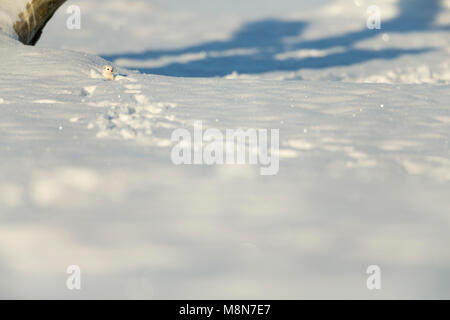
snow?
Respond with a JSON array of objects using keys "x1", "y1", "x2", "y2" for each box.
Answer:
[{"x1": 0, "y1": 0, "x2": 449, "y2": 299}]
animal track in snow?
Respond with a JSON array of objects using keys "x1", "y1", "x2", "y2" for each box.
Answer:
[
  {"x1": 81, "y1": 86, "x2": 97, "y2": 97},
  {"x1": 91, "y1": 79, "x2": 179, "y2": 145}
]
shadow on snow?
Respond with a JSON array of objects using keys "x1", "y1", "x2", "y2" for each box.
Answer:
[{"x1": 101, "y1": 0, "x2": 447, "y2": 77}]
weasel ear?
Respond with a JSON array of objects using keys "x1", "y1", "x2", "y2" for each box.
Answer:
[{"x1": 0, "y1": 0, "x2": 67, "y2": 45}]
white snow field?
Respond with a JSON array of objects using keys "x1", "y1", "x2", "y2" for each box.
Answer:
[{"x1": 0, "y1": 0, "x2": 449, "y2": 299}]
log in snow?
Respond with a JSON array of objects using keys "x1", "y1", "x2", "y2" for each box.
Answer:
[{"x1": 0, "y1": 0, "x2": 66, "y2": 45}]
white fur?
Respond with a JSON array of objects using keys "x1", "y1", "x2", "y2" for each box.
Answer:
[{"x1": 102, "y1": 65, "x2": 114, "y2": 81}]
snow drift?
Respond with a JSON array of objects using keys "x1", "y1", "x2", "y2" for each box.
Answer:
[{"x1": 0, "y1": 0, "x2": 449, "y2": 299}]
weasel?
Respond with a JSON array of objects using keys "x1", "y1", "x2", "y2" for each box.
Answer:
[{"x1": 102, "y1": 65, "x2": 115, "y2": 80}]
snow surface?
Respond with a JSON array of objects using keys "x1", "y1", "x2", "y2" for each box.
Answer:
[{"x1": 0, "y1": 0, "x2": 449, "y2": 299}]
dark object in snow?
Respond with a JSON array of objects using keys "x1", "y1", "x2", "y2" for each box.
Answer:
[{"x1": 14, "y1": 0, "x2": 67, "y2": 45}]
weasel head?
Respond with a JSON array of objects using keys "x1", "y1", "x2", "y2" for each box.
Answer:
[{"x1": 102, "y1": 65, "x2": 114, "y2": 80}]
